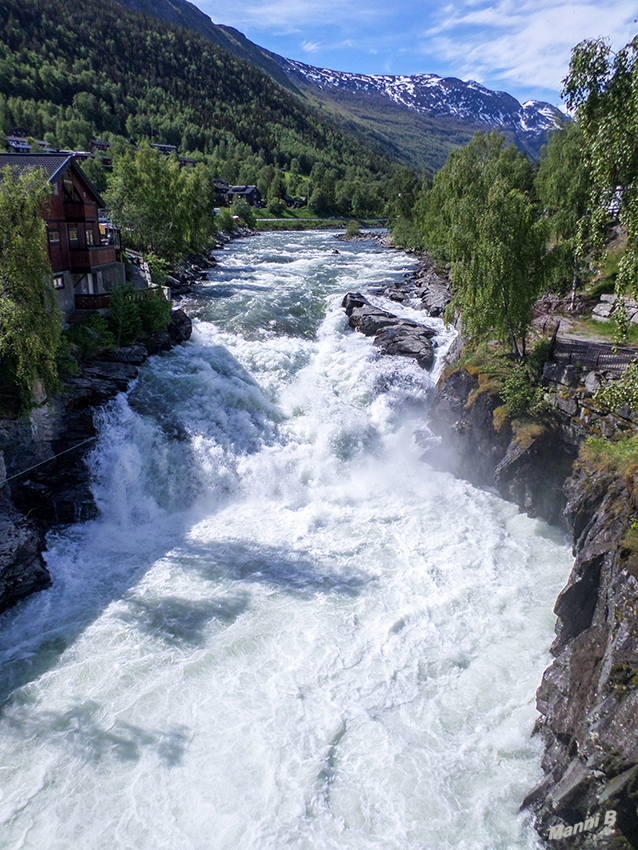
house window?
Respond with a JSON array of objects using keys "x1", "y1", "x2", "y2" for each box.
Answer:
[
  {"x1": 48, "y1": 230, "x2": 60, "y2": 244},
  {"x1": 69, "y1": 227, "x2": 79, "y2": 245},
  {"x1": 85, "y1": 228, "x2": 95, "y2": 246},
  {"x1": 53, "y1": 274, "x2": 65, "y2": 290}
]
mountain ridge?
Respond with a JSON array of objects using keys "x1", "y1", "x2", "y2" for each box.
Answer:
[{"x1": 112, "y1": 0, "x2": 566, "y2": 170}]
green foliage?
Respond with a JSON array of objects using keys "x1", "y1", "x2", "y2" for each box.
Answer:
[
  {"x1": 580, "y1": 431, "x2": 638, "y2": 476},
  {"x1": 145, "y1": 251, "x2": 169, "y2": 285},
  {"x1": 216, "y1": 208, "x2": 235, "y2": 232},
  {"x1": 105, "y1": 144, "x2": 215, "y2": 261},
  {"x1": 594, "y1": 359, "x2": 638, "y2": 413},
  {"x1": 345, "y1": 220, "x2": 360, "y2": 237},
  {"x1": 107, "y1": 282, "x2": 142, "y2": 346},
  {"x1": 267, "y1": 197, "x2": 286, "y2": 216},
  {"x1": 64, "y1": 311, "x2": 116, "y2": 355},
  {"x1": 498, "y1": 340, "x2": 551, "y2": 417},
  {"x1": 0, "y1": 166, "x2": 62, "y2": 401},
  {"x1": 391, "y1": 217, "x2": 425, "y2": 250},
  {"x1": 535, "y1": 121, "x2": 593, "y2": 293},
  {"x1": 80, "y1": 154, "x2": 108, "y2": 192},
  {"x1": 562, "y1": 37, "x2": 638, "y2": 303},
  {"x1": 138, "y1": 288, "x2": 171, "y2": 335},
  {"x1": 230, "y1": 197, "x2": 256, "y2": 228},
  {"x1": 421, "y1": 131, "x2": 546, "y2": 356},
  {"x1": 501, "y1": 365, "x2": 545, "y2": 417}
]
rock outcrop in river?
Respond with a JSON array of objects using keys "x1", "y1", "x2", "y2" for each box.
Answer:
[
  {"x1": 342, "y1": 292, "x2": 437, "y2": 370},
  {"x1": 427, "y1": 364, "x2": 638, "y2": 847}
]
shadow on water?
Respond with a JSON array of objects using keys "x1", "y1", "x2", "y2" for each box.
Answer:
[
  {"x1": 0, "y1": 532, "x2": 371, "y2": 711},
  {"x1": 173, "y1": 538, "x2": 371, "y2": 600},
  {"x1": 116, "y1": 591, "x2": 251, "y2": 647},
  {"x1": 4, "y1": 699, "x2": 191, "y2": 767}
]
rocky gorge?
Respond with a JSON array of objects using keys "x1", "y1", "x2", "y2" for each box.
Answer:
[
  {"x1": 342, "y1": 250, "x2": 638, "y2": 847},
  {"x1": 428, "y1": 360, "x2": 638, "y2": 848},
  {"x1": 2, "y1": 236, "x2": 637, "y2": 847}
]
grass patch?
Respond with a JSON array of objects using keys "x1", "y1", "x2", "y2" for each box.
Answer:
[
  {"x1": 511, "y1": 419, "x2": 548, "y2": 446},
  {"x1": 578, "y1": 315, "x2": 638, "y2": 344},
  {"x1": 579, "y1": 433, "x2": 638, "y2": 477}
]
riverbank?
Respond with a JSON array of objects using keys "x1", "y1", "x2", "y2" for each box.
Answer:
[
  {"x1": 0, "y1": 309, "x2": 192, "y2": 615},
  {"x1": 340, "y1": 250, "x2": 638, "y2": 847}
]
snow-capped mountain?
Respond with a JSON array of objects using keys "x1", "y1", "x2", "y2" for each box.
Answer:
[
  {"x1": 276, "y1": 57, "x2": 565, "y2": 152},
  {"x1": 113, "y1": 0, "x2": 567, "y2": 169}
]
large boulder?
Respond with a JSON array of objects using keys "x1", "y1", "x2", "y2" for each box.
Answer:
[{"x1": 372, "y1": 325, "x2": 435, "y2": 369}]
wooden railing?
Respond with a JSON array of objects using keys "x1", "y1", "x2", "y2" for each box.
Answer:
[{"x1": 74, "y1": 293, "x2": 110, "y2": 310}]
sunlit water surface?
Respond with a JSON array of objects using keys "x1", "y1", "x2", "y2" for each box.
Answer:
[{"x1": 0, "y1": 232, "x2": 572, "y2": 849}]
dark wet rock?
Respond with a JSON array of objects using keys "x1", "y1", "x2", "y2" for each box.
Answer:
[
  {"x1": 100, "y1": 345, "x2": 149, "y2": 366},
  {"x1": 349, "y1": 304, "x2": 409, "y2": 336},
  {"x1": 0, "y1": 492, "x2": 50, "y2": 615},
  {"x1": 342, "y1": 292, "x2": 437, "y2": 370},
  {"x1": 167, "y1": 309, "x2": 192, "y2": 345},
  {"x1": 372, "y1": 325, "x2": 435, "y2": 369}
]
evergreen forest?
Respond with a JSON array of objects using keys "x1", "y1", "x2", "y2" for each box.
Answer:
[{"x1": 0, "y1": 0, "x2": 397, "y2": 214}]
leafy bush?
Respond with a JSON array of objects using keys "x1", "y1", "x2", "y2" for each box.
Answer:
[
  {"x1": 501, "y1": 366, "x2": 545, "y2": 417},
  {"x1": 64, "y1": 312, "x2": 116, "y2": 356},
  {"x1": 267, "y1": 198, "x2": 287, "y2": 216},
  {"x1": 216, "y1": 209, "x2": 235, "y2": 232},
  {"x1": 139, "y1": 289, "x2": 171, "y2": 335},
  {"x1": 145, "y1": 251, "x2": 170, "y2": 286},
  {"x1": 345, "y1": 220, "x2": 360, "y2": 237},
  {"x1": 108, "y1": 283, "x2": 142, "y2": 346},
  {"x1": 595, "y1": 359, "x2": 638, "y2": 414},
  {"x1": 231, "y1": 198, "x2": 256, "y2": 228}
]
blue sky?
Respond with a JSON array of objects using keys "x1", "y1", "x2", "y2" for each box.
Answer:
[{"x1": 194, "y1": 0, "x2": 636, "y2": 106}]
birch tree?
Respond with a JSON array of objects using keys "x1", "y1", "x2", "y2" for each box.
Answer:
[
  {"x1": 0, "y1": 167, "x2": 61, "y2": 399},
  {"x1": 424, "y1": 132, "x2": 546, "y2": 356}
]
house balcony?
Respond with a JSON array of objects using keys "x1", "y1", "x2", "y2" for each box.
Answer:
[
  {"x1": 74, "y1": 293, "x2": 110, "y2": 311},
  {"x1": 69, "y1": 245, "x2": 118, "y2": 272}
]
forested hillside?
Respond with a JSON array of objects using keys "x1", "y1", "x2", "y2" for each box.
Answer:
[{"x1": 0, "y1": 0, "x2": 395, "y2": 206}]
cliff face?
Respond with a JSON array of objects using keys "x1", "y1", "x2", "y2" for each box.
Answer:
[
  {"x1": 427, "y1": 366, "x2": 638, "y2": 848},
  {"x1": 0, "y1": 309, "x2": 192, "y2": 615},
  {"x1": 425, "y1": 366, "x2": 578, "y2": 525}
]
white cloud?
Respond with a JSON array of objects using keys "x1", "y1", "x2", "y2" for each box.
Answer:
[
  {"x1": 420, "y1": 0, "x2": 637, "y2": 95},
  {"x1": 199, "y1": 0, "x2": 384, "y2": 33},
  {"x1": 301, "y1": 39, "x2": 321, "y2": 52}
]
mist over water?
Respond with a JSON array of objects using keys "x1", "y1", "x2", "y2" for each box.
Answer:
[{"x1": 0, "y1": 232, "x2": 572, "y2": 849}]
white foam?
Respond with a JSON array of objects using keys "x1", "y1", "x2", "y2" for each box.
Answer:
[{"x1": 0, "y1": 232, "x2": 567, "y2": 849}]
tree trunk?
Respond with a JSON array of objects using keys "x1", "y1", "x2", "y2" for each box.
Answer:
[{"x1": 569, "y1": 254, "x2": 578, "y2": 312}]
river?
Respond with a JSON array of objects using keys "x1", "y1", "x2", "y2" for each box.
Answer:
[{"x1": 0, "y1": 231, "x2": 572, "y2": 849}]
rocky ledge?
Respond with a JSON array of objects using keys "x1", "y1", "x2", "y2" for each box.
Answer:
[
  {"x1": 0, "y1": 309, "x2": 192, "y2": 616},
  {"x1": 426, "y1": 364, "x2": 638, "y2": 847}
]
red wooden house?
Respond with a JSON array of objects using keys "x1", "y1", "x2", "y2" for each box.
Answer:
[{"x1": 0, "y1": 153, "x2": 125, "y2": 319}]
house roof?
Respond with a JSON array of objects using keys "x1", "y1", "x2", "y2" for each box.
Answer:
[
  {"x1": 0, "y1": 153, "x2": 105, "y2": 207},
  {"x1": 228, "y1": 185, "x2": 259, "y2": 194}
]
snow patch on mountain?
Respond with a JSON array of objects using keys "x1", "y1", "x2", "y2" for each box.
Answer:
[{"x1": 280, "y1": 57, "x2": 565, "y2": 142}]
